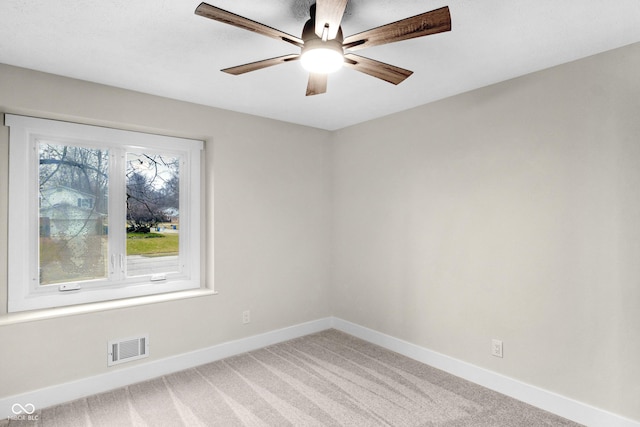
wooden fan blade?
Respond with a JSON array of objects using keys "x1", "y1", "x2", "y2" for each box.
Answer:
[
  {"x1": 222, "y1": 54, "x2": 300, "y2": 75},
  {"x1": 343, "y1": 53, "x2": 413, "y2": 85},
  {"x1": 315, "y1": 0, "x2": 349, "y2": 40},
  {"x1": 306, "y1": 73, "x2": 328, "y2": 96},
  {"x1": 343, "y1": 6, "x2": 451, "y2": 51},
  {"x1": 195, "y1": 2, "x2": 304, "y2": 48}
]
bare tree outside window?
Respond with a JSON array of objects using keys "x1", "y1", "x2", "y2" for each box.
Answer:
[
  {"x1": 125, "y1": 153, "x2": 179, "y2": 232},
  {"x1": 126, "y1": 152, "x2": 180, "y2": 276}
]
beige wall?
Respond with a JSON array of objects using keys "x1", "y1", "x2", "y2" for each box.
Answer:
[
  {"x1": 332, "y1": 42, "x2": 640, "y2": 421},
  {"x1": 0, "y1": 64, "x2": 332, "y2": 396},
  {"x1": 1, "y1": 41, "x2": 639, "y2": 422}
]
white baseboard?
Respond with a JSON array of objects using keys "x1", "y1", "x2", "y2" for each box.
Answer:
[
  {"x1": 330, "y1": 317, "x2": 639, "y2": 427},
  {"x1": 2, "y1": 316, "x2": 637, "y2": 427},
  {"x1": 0, "y1": 317, "x2": 332, "y2": 419}
]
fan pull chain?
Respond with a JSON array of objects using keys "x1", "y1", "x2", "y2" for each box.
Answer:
[{"x1": 321, "y1": 24, "x2": 330, "y2": 41}]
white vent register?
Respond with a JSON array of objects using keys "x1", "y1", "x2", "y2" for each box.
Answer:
[{"x1": 108, "y1": 335, "x2": 149, "y2": 366}]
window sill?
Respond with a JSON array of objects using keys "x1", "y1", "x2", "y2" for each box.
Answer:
[{"x1": 0, "y1": 288, "x2": 217, "y2": 326}]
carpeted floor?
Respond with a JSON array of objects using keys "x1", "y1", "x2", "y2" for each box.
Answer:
[{"x1": 2, "y1": 329, "x2": 583, "y2": 426}]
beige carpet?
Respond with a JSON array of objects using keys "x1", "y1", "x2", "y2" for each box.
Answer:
[{"x1": 2, "y1": 329, "x2": 582, "y2": 426}]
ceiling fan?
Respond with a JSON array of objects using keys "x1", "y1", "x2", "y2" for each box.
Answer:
[{"x1": 195, "y1": 1, "x2": 451, "y2": 96}]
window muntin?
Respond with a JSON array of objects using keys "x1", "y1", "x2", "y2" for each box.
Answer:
[{"x1": 6, "y1": 115, "x2": 203, "y2": 312}]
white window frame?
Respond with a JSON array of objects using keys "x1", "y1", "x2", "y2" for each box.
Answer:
[{"x1": 6, "y1": 114, "x2": 203, "y2": 313}]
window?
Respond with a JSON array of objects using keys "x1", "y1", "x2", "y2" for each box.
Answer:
[{"x1": 6, "y1": 115, "x2": 203, "y2": 312}]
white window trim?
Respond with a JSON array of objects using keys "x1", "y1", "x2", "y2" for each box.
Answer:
[{"x1": 6, "y1": 114, "x2": 204, "y2": 313}]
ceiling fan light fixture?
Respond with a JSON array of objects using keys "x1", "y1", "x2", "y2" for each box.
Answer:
[{"x1": 300, "y1": 39, "x2": 344, "y2": 74}]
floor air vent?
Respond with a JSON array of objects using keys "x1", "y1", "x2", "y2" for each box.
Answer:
[{"x1": 108, "y1": 335, "x2": 149, "y2": 366}]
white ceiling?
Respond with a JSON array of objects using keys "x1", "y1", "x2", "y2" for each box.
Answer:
[{"x1": 1, "y1": 0, "x2": 639, "y2": 130}]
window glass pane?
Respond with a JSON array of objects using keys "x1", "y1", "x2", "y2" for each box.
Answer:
[
  {"x1": 126, "y1": 152, "x2": 180, "y2": 276},
  {"x1": 39, "y1": 143, "x2": 109, "y2": 285}
]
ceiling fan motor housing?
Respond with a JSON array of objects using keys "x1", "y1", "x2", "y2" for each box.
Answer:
[
  {"x1": 300, "y1": 7, "x2": 345, "y2": 73},
  {"x1": 301, "y1": 4, "x2": 344, "y2": 44}
]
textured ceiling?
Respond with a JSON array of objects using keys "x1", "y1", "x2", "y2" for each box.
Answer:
[{"x1": 1, "y1": 0, "x2": 639, "y2": 130}]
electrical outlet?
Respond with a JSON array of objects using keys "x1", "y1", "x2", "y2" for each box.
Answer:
[
  {"x1": 491, "y1": 339, "x2": 503, "y2": 358},
  {"x1": 242, "y1": 310, "x2": 251, "y2": 324}
]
